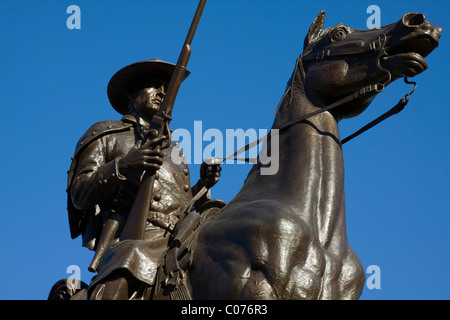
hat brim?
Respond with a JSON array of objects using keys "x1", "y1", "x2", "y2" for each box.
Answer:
[{"x1": 107, "y1": 59, "x2": 190, "y2": 115}]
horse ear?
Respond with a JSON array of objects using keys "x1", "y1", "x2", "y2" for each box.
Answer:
[{"x1": 304, "y1": 10, "x2": 326, "y2": 50}]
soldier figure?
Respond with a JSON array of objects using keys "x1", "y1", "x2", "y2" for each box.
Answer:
[{"x1": 67, "y1": 59, "x2": 222, "y2": 300}]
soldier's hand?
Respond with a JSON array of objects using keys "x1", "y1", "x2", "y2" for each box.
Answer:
[
  {"x1": 200, "y1": 157, "x2": 222, "y2": 188},
  {"x1": 118, "y1": 136, "x2": 166, "y2": 175}
]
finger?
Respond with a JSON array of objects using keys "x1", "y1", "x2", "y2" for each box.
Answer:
[
  {"x1": 143, "y1": 155, "x2": 164, "y2": 166},
  {"x1": 206, "y1": 171, "x2": 221, "y2": 178},
  {"x1": 142, "y1": 163, "x2": 161, "y2": 172},
  {"x1": 141, "y1": 135, "x2": 167, "y2": 149},
  {"x1": 206, "y1": 165, "x2": 222, "y2": 172},
  {"x1": 149, "y1": 135, "x2": 168, "y2": 149},
  {"x1": 135, "y1": 140, "x2": 142, "y2": 149},
  {"x1": 200, "y1": 161, "x2": 207, "y2": 174},
  {"x1": 141, "y1": 149, "x2": 165, "y2": 158},
  {"x1": 205, "y1": 157, "x2": 220, "y2": 165}
]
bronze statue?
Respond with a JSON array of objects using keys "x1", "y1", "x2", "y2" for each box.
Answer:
[
  {"x1": 49, "y1": 7, "x2": 441, "y2": 300},
  {"x1": 164, "y1": 11, "x2": 441, "y2": 300},
  {"x1": 67, "y1": 58, "x2": 222, "y2": 300}
]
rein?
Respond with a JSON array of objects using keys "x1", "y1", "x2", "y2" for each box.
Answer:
[
  {"x1": 219, "y1": 33, "x2": 418, "y2": 164},
  {"x1": 187, "y1": 34, "x2": 418, "y2": 211}
]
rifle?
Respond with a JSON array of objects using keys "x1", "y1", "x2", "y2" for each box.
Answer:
[{"x1": 119, "y1": 0, "x2": 207, "y2": 241}]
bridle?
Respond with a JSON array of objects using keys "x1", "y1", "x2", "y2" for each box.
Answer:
[
  {"x1": 187, "y1": 33, "x2": 418, "y2": 204},
  {"x1": 276, "y1": 32, "x2": 416, "y2": 137},
  {"x1": 221, "y1": 32, "x2": 417, "y2": 164}
]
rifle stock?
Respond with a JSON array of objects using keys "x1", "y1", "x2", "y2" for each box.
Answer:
[{"x1": 119, "y1": 0, "x2": 206, "y2": 241}]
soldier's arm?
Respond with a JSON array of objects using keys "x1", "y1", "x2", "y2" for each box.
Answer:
[
  {"x1": 198, "y1": 160, "x2": 222, "y2": 189},
  {"x1": 190, "y1": 160, "x2": 222, "y2": 210},
  {"x1": 70, "y1": 137, "x2": 125, "y2": 210}
]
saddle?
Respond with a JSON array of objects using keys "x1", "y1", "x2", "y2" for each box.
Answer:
[{"x1": 151, "y1": 199, "x2": 225, "y2": 300}]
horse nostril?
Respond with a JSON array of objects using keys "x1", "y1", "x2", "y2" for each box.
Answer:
[{"x1": 402, "y1": 12, "x2": 426, "y2": 27}]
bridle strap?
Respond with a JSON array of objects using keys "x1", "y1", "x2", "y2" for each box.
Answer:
[
  {"x1": 277, "y1": 32, "x2": 407, "y2": 141},
  {"x1": 219, "y1": 34, "x2": 417, "y2": 163},
  {"x1": 277, "y1": 83, "x2": 385, "y2": 133},
  {"x1": 341, "y1": 77, "x2": 417, "y2": 144},
  {"x1": 302, "y1": 34, "x2": 387, "y2": 62},
  {"x1": 219, "y1": 78, "x2": 414, "y2": 165}
]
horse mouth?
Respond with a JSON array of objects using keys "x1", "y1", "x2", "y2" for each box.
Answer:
[
  {"x1": 386, "y1": 34, "x2": 439, "y2": 58},
  {"x1": 381, "y1": 34, "x2": 439, "y2": 78}
]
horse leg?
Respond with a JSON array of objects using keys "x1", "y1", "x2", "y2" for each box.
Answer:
[
  {"x1": 189, "y1": 243, "x2": 277, "y2": 300},
  {"x1": 189, "y1": 202, "x2": 304, "y2": 299},
  {"x1": 237, "y1": 270, "x2": 277, "y2": 299}
]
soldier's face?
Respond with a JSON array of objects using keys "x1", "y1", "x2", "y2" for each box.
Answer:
[{"x1": 133, "y1": 85, "x2": 165, "y2": 121}]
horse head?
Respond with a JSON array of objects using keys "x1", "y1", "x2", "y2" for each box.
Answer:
[{"x1": 300, "y1": 11, "x2": 442, "y2": 120}]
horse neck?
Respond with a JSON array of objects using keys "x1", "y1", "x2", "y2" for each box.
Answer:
[
  {"x1": 281, "y1": 65, "x2": 343, "y2": 181},
  {"x1": 242, "y1": 63, "x2": 347, "y2": 247}
]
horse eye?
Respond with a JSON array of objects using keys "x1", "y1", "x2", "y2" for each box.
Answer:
[{"x1": 330, "y1": 27, "x2": 349, "y2": 42}]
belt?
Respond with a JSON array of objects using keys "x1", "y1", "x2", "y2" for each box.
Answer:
[{"x1": 147, "y1": 211, "x2": 180, "y2": 232}]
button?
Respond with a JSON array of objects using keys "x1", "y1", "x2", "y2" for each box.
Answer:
[
  {"x1": 183, "y1": 169, "x2": 189, "y2": 176},
  {"x1": 183, "y1": 184, "x2": 189, "y2": 192},
  {"x1": 153, "y1": 194, "x2": 161, "y2": 201}
]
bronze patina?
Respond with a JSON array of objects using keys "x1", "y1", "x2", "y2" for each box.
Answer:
[{"x1": 49, "y1": 5, "x2": 441, "y2": 300}]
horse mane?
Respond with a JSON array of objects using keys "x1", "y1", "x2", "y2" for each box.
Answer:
[{"x1": 273, "y1": 21, "x2": 334, "y2": 117}]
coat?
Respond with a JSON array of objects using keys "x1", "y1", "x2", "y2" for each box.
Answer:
[{"x1": 67, "y1": 114, "x2": 196, "y2": 286}]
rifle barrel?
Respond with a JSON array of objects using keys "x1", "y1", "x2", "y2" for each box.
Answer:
[
  {"x1": 164, "y1": 0, "x2": 206, "y2": 118},
  {"x1": 119, "y1": 0, "x2": 207, "y2": 241},
  {"x1": 184, "y1": 0, "x2": 206, "y2": 46}
]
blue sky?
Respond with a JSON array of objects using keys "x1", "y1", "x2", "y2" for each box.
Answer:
[{"x1": 0, "y1": 0, "x2": 448, "y2": 300}]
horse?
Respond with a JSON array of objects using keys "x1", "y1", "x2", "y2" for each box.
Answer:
[
  {"x1": 49, "y1": 10, "x2": 441, "y2": 301},
  {"x1": 170, "y1": 11, "x2": 441, "y2": 300}
]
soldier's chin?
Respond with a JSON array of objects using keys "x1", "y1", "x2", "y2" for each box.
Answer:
[{"x1": 139, "y1": 103, "x2": 160, "y2": 121}]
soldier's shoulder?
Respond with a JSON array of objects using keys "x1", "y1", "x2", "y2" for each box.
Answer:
[
  {"x1": 80, "y1": 119, "x2": 132, "y2": 139},
  {"x1": 74, "y1": 119, "x2": 134, "y2": 156}
]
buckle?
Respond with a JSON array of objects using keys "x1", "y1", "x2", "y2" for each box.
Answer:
[
  {"x1": 313, "y1": 50, "x2": 330, "y2": 60},
  {"x1": 354, "y1": 84, "x2": 384, "y2": 99},
  {"x1": 318, "y1": 50, "x2": 330, "y2": 60}
]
